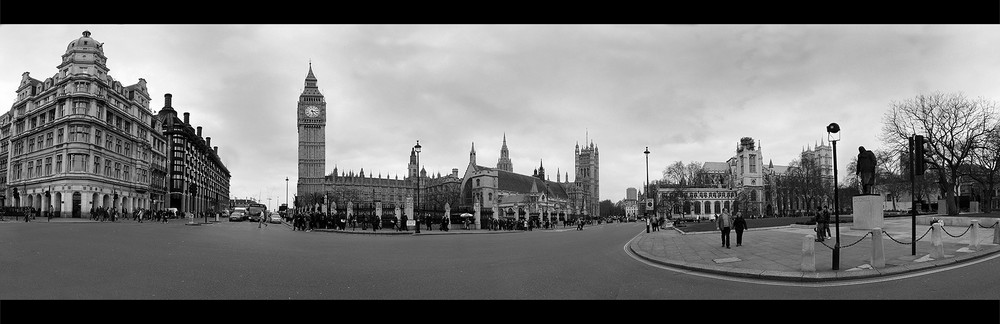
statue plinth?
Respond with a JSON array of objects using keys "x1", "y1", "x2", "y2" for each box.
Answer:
[{"x1": 851, "y1": 194, "x2": 883, "y2": 230}]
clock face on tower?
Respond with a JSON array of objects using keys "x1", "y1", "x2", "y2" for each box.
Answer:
[{"x1": 305, "y1": 105, "x2": 321, "y2": 118}]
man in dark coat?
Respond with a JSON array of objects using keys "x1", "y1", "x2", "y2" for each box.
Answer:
[
  {"x1": 857, "y1": 146, "x2": 877, "y2": 194},
  {"x1": 732, "y1": 212, "x2": 748, "y2": 247}
]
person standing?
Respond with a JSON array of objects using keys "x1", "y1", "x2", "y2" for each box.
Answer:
[
  {"x1": 717, "y1": 208, "x2": 732, "y2": 249},
  {"x1": 822, "y1": 205, "x2": 832, "y2": 239},
  {"x1": 815, "y1": 206, "x2": 826, "y2": 242},
  {"x1": 733, "y1": 212, "x2": 748, "y2": 247}
]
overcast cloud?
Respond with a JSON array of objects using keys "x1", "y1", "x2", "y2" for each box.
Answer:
[{"x1": 2, "y1": 24, "x2": 999, "y2": 209}]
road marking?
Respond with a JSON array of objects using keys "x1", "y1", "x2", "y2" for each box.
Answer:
[{"x1": 624, "y1": 231, "x2": 1000, "y2": 287}]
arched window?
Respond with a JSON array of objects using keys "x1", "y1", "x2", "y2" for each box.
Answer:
[{"x1": 476, "y1": 179, "x2": 480, "y2": 187}]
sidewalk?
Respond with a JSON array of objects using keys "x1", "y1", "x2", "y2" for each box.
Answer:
[{"x1": 629, "y1": 216, "x2": 1000, "y2": 282}]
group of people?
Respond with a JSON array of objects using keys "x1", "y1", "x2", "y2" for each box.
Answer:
[
  {"x1": 89, "y1": 207, "x2": 178, "y2": 223},
  {"x1": 716, "y1": 208, "x2": 749, "y2": 248},
  {"x1": 814, "y1": 205, "x2": 832, "y2": 242}
]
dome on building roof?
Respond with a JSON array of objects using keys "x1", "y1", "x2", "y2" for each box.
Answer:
[{"x1": 66, "y1": 30, "x2": 103, "y2": 55}]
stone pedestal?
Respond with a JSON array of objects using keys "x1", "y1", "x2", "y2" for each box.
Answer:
[
  {"x1": 405, "y1": 197, "x2": 413, "y2": 221},
  {"x1": 801, "y1": 234, "x2": 816, "y2": 272},
  {"x1": 938, "y1": 200, "x2": 947, "y2": 215},
  {"x1": 851, "y1": 195, "x2": 883, "y2": 230},
  {"x1": 473, "y1": 202, "x2": 481, "y2": 228},
  {"x1": 969, "y1": 201, "x2": 980, "y2": 213}
]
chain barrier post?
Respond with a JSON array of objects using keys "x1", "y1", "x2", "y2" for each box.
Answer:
[
  {"x1": 802, "y1": 234, "x2": 816, "y2": 272},
  {"x1": 871, "y1": 228, "x2": 885, "y2": 268},
  {"x1": 931, "y1": 222, "x2": 945, "y2": 259},
  {"x1": 969, "y1": 220, "x2": 980, "y2": 251}
]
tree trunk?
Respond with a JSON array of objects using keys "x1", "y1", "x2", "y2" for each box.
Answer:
[{"x1": 946, "y1": 185, "x2": 959, "y2": 215}]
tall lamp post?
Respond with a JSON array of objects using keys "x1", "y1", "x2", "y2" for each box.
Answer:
[
  {"x1": 285, "y1": 177, "x2": 289, "y2": 212},
  {"x1": 644, "y1": 146, "x2": 650, "y2": 233},
  {"x1": 414, "y1": 140, "x2": 421, "y2": 234},
  {"x1": 826, "y1": 122, "x2": 841, "y2": 270}
]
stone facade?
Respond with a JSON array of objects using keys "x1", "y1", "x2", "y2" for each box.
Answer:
[{"x1": 2, "y1": 31, "x2": 228, "y2": 217}]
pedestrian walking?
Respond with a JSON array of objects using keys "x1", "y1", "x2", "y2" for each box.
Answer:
[
  {"x1": 258, "y1": 211, "x2": 268, "y2": 228},
  {"x1": 815, "y1": 206, "x2": 826, "y2": 242},
  {"x1": 733, "y1": 212, "x2": 748, "y2": 247},
  {"x1": 718, "y1": 208, "x2": 732, "y2": 249},
  {"x1": 822, "y1": 205, "x2": 832, "y2": 238}
]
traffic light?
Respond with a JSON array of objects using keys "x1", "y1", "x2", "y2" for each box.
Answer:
[
  {"x1": 189, "y1": 183, "x2": 198, "y2": 194},
  {"x1": 914, "y1": 135, "x2": 926, "y2": 175}
]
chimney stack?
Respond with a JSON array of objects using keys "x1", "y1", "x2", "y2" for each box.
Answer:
[
  {"x1": 164, "y1": 93, "x2": 172, "y2": 108},
  {"x1": 206, "y1": 137, "x2": 211, "y2": 147},
  {"x1": 183, "y1": 112, "x2": 190, "y2": 124},
  {"x1": 214, "y1": 146, "x2": 218, "y2": 154},
  {"x1": 197, "y1": 126, "x2": 202, "y2": 137},
  {"x1": 452, "y1": 168, "x2": 458, "y2": 177}
]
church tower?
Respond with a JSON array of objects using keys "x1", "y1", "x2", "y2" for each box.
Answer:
[
  {"x1": 497, "y1": 133, "x2": 513, "y2": 172},
  {"x1": 408, "y1": 147, "x2": 418, "y2": 179},
  {"x1": 574, "y1": 136, "x2": 599, "y2": 218},
  {"x1": 297, "y1": 63, "x2": 327, "y2": 200},
  {"x1": 735, "y1": 137, "x2": 764, "y2": 214}
]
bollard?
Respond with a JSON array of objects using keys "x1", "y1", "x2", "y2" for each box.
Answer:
[
  {"x1": 969, "y1": 220, "x2": 980, "y2": 251},
  {"x1": 871, "y1": 228, "x2": 885, "y2": 268},
  {"x1": 995, "y1": 220, "x2": 1000, "y2": 245},
  {"x1": 802, "y1": 234, "x2": 816, "y2": 272},
  {"x1": 931, "y1": 222, "x2": 945, "y2": 259}
]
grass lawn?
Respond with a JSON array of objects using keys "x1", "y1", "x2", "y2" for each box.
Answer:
[
  {"x1": 673, "y1": 216, "x2": 853, "y2": 233},
  {"x1": 673, "y1": 211, "x2": 1000, "y2": 233}
]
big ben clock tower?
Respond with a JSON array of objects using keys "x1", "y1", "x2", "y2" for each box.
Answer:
[{"x1": 297, "y1": 63, "x2": 326, "y2": 201}]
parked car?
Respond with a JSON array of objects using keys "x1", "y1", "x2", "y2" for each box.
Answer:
[
  {"x1": 229, "y1": 211, "x2": 246, "y2": 222},
  {"x1": 269, "y1": 212, "x2": 282, "y2": 224}
]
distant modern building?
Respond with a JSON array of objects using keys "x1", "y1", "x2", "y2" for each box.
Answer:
[{"x1": 624, "y1": 187, "x2": 638, "y2": 219}]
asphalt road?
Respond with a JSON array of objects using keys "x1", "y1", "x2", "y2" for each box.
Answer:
[{"x1": 2, "y1": 220, "x2": 1000, "y2": 300}]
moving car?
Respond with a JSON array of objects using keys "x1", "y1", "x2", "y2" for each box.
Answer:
[
  {"x1": 268, "y1": 212, "x2": 282, "y2": 224},
  {"x1": 229, "y1": 211, "x2": 247, "y2": 222}
]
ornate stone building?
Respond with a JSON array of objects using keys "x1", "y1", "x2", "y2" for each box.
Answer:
[
  {"x1": 296, "y1": 64, "x2": 326, "y2": 198},
  {"x1": 1, "y1": 31, "x2": 230, "y2": 217},
  {"x1": 459, "y1": 135, "x2": 600, "y2": 223},
  {"x1": 294, "y1": 65, "x2": 461, "y2": 217},
  {"x1": 155, "y1": 94, "x2": 231, "y2": 215}
]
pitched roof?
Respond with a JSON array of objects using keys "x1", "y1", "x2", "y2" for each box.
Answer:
[
  {"x1": 497, "y1": 170, "x2": 569, "y2": 199},
  {"x1": 703, "y1": 162, "x2": 729, "y2": 172}
]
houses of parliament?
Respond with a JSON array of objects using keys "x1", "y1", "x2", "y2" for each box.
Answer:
[{"x1": 295, "y1": 65, "x2": 599, "y2": 220}]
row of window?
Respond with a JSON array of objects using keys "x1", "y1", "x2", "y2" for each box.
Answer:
[
  {"x1": 10, "y1": 153, "x2": 149, "y2": 184},
  {"x1": 10, "y1": 124, "x2": 150, "y2": 160}
]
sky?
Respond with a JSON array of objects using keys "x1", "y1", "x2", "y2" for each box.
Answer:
[{"x1": 2, "y1": 24, "x2": 1000, "y2": 210}]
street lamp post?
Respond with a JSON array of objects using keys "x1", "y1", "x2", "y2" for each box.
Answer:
[
  {"x1": 285, "y1": 177, "x2": 289, "y2": 212},
  {"x1": 827, "y1": 122, "x2": 841, "y2": 270},
  {"x1": 644, "y1": 146, "x2": 650, "y2": 233},
  {"x1": 414, "y1": 140, "x2": 421, "y2": 234}
]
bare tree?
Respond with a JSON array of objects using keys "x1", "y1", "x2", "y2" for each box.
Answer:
[
  {"x1": 662, "y1": 160, "x2": 704, "y2": 186},
  {"x1": 968, "y1": 125, "x2": 1000, "y2": 212},
  {"x1": 881, "y1": 92, "x2": 998, "y2": 215},
  {"x1": 874, "y1": 149, "x2": 909, "y2": 211},
  {"x1": 662, "y1": 161, "x2": 686, "y2": 184}
]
